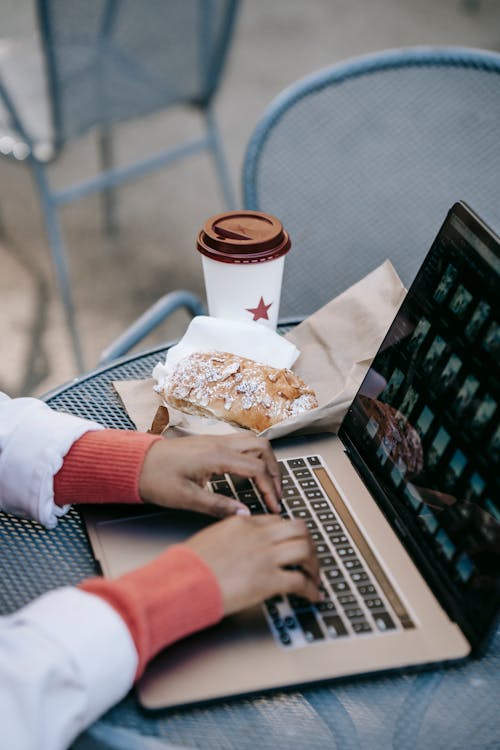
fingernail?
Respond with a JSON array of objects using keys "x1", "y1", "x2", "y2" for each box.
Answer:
[{"x1": 236, "y1": 506, "x2": 251, "y2": 516}]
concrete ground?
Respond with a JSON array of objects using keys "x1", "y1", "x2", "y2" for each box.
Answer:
[{"x1": 1, "y1": 0, "x2": 500, "y2": 397}]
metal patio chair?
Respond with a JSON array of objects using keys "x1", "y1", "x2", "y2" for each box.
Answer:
[
  {"x1": 242, "y1": 46, "x2": 500, "y2": 321},
  {"x1": 0, "y1": 0, "x2": 240, "y2": 372},
  {"x1": 98, "y1": 46, "x2": 500, "y2": 366}
]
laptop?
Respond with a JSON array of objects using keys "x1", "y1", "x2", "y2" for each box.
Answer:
[{"x1": 84, "y1": 200, "x2": 500, "y2": 710}]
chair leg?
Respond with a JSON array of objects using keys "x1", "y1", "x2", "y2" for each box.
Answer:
[
  {"x1": 31, "y1": 160, "x2": 85, "y2": 373},
  {"x1": 98, "y1": 126, "x2": 119, "y2": 236},
  {"x1": 205, "y1": 107, "x2": 237, "y2": 210}
]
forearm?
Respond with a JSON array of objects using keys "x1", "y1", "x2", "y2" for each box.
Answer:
[
  {"x1": 80, "y1": 544, "x2": 224, "y2": 678},
  {"x1": 54, "y1": 429, "x2": 160, "y2": 506}
]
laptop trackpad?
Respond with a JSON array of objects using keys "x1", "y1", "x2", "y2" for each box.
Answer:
[{"x1": 89, "y1": 507, "x2": 215, "y2": 579}]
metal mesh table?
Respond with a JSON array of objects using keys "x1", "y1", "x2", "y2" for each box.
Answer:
[{"x1": 1, "y1": 343, "x2": 499, "y2": 750}]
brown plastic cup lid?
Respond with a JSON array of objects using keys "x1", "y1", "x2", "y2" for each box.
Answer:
[{"x1": 197, "y1": 210, "x2": 291, "y2": 264}]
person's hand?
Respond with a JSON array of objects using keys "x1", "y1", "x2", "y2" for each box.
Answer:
[
  {"x1": 138, "y1": 434, "x2": 282, "y2": 517},
  {"x1": 184, "y1": 514, "x2": 322, "y2": 615}
]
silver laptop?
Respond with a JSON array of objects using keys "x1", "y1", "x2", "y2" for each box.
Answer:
[{"x1": 84, "y1": 201, "x2": 500, "y2": 710}]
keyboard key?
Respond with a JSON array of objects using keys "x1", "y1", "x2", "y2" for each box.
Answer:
[
  {"x1": 352, "y1": 620, "x2": 372, "y2": 634},
  {"x1": 310, "y1": 530, "x2": 325, "y2": 543},
  {"x1": 374, "y1": 613, "x2": 396, "y2": 631},
  {"x1": 291, "y1": 508, "x2": 312, "y2": 519},
  {"x1": 324, "y1": 567, "x2": 343, "y2": 582},
  {"x1": 284, "y1": 616, "x2": 297, "y2": 629},
  {"x1": 238, "y1": 489, "x2": 259, "y2": 503},
  {"x1": 248, "y1": 502, "x2": 265, "y2": 514},
  {"x1": 305, "y1": 490, "x2": 324, "y2": 500},
  {"x1": 330, "y1": 534, "x2": 347, "y2": 545},
  {"x1": 266, "y1": 595, "x2": 283, "y2": 605},
  {"x1": 311, "y1": 500, "x2": 330, "y2": 511},
  {"x1": 229, "y1": 475, "x2": 253, "y2": 492},
  {"x1": 288, "y1": 497, "x2": 306, "y2": 509},
  {"x1": 318, "y1": 583, "x2": 331, "y2": 599},
  {"x1": 337, "y1": 593, "x2": 357, "y2": 606},
  {"x1": 365, "y1": 597, "x2": 384, "y2": 610},
  {"x1": 316, "y1": 600, "x2": 337, "y2": 613},
  {"x1": 305, "y1": 519, "x2": 318, "y2": 531},
  {"x1": 331, "y1": 580, "x2": 351, "y2": 594},
  {"x1": 288, "y1": 458, "x2": 307, "y2": 469},
  {"x1": 337, "y1": 546, "x2": 356, "y2": 558},
  {"x1": 315, "y1": 543, "x2": 329, "y2": 555},
  {"x1": 324, "y1": 522, "x2": 341, "y2": 532},
  {"x1": 344, "y1": 559, "x2": 362, "y2": 570},
  {"x1": 307, "y1": 456, "x2": 322, "y2": 467},
  {"x1": 318, "y1": 554, "x2": 335, "y2": 567},
  {"x1": 299, "y1": 478, "x2": 319, "y2": 489},
  {"x1": 296, "y1": 611, "x2": 325, "y2": 642},
  {"x1": 212, "y1": 480, "x2": 234, "y2": 497},
  {"x1": 357, "y1": 584, "x2": 376, "y2": 597},
  {"x1": 343, "y1": 607, "x2": 365, "y2": 621},
  {"x1": 350, "y1": 571, "x2": 369, "y2": 583},
  {"x1": 321, "y1": 614, "x2": 348, "y2": 638},
  {"x1": 317, "y1": 511, "x2": 336, "y2": 522},
  {"x1": 279, "y1": 463, "x2": 290, "y2": 477},
  {"x1": 283, "y1": 487, "x2": 301, "y2": 499},
  {"x1": 289, "y1": 595, "x2": 311, "y2": 611},
  {"x1": 293, "y1": 468, "x2": 313, "y2": 479},
  {"x1": 279, "y1": 631, "x2": 292, "y2": 645}
]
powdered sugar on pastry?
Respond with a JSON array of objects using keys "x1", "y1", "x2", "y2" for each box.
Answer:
[{"x1": 158, "y1": 351, "x2": 318, "y2": 433}]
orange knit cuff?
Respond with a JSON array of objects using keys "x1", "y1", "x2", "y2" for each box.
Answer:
[
  {"x1": 79, "y1": 544, "x2": 224, "y2": 679},
  {"x1": 54, "y1": 429, "x2": 161, "y2": 506}
]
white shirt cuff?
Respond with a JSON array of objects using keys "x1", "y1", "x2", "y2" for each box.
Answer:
[{"x1": 0, "y1": 395, "x2": 103, "y2": 527}]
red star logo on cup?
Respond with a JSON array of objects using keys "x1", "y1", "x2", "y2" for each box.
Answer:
[{"x1": 246, "y1": 296, "x2": 273, "y2": 321}]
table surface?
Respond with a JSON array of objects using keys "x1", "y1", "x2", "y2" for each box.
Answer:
[{"x1": 1, "y1": 342, "x2": 499, "y2": 750}]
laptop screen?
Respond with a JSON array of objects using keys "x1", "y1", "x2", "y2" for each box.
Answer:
[{"x1": 340, "y1": 202, "x2": 500, "y2": 648}]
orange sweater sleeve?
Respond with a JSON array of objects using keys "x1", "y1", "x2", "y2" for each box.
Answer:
[
  {"x1": 80, "y1": 545, "x2": 224, "y2": 679},
  {"x1": 54, "y1": 428, "x2": 224, "y2": 678},
  {"x1": 53, "y1": 429, "x2": 161, "y2": 506}
]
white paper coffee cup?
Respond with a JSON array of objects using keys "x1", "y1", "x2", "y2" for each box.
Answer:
[{"x1": 197, "y1": 211, "x2": 291, "y2": 330}]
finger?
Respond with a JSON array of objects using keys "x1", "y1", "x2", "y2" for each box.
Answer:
[
  {"x1": 228, "y1": 436, "x2": 282, "y2": 501},
  {"x1": 273, "y1": 539, "x2": 321, "y2": 584},
  {"x1": 188, "y1": 484, "x2": 251, "y2": 519},
  {"x1": 260, "y1": 517, "x2": 310, "y2": 544},
  {"x1": 276, "y1": 569, "x2": 323, "y2": 603},
  {"x1": 214, "y1": 451, "x2": 281, "y2": 514},
  {"x1": 237, "y1": 451, "x2": 281, "y2": 514}
]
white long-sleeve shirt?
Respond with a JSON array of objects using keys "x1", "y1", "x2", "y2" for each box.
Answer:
[{"x1": 0, "y1": 392, "x2": 138, "y2": 750}]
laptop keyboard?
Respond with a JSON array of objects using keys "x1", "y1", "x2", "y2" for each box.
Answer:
[{"x1": 210, "y1": 455, "x2": 415, "y2": 649}]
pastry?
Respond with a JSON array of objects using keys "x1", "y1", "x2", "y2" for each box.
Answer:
[{"x1": 158, "y1": 351, "x2": 318, "y2": 433}]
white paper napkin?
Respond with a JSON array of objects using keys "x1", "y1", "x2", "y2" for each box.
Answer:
[{"x1": 152, "y1": 315, "x2": 300, "y2": 388}]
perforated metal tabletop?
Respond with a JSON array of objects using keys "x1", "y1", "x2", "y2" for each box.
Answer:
[{"x1": 1, "y1": 343, "x2": 499, "y2": 750}]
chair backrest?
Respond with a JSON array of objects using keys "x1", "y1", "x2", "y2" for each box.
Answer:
[
  {"x1": 37, "y1": 0, "x2": 240, "y2": 147},
  {"x1": 242, "y1": 47, "x2": 500, "y2": 320}
]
